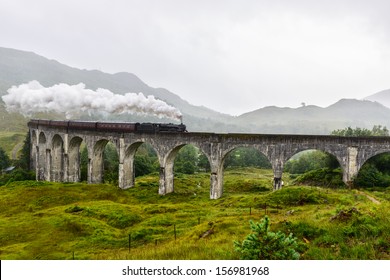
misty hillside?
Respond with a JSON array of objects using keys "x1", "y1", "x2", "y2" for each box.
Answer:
[
  {"x1": 235, "y1": 99, "x2": 390, "y2": 134},
  {"x1": 1, "y1": 46, "x2": 390, "y2": 135},
  {"x1": 0, "y1": 47, "x2": 234, "y2": 132},
  {"x1": 364, "y1": 89, "x2": 390, "y2": 108}
]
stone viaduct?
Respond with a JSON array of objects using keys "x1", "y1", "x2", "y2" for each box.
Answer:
[{"x1": 28, "y1": 121, "x2": 390, "y2": 199}]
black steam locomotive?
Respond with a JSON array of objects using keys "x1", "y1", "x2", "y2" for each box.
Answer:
[{"x1": 28, "y1": 119, "x2": 187, "y2": 133}]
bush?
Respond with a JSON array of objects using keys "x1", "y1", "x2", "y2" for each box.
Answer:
[
  {"x1": 107, "y1": 212, "x2": 142, "y2": 229},
  {"x1": 285, "y1": 150, "x2": 339, "y2": 174},
  {"x1": 0, "y1": 147, "x2": 10, "y2": 170},
  {"x1": 65, "y1": 205, "x2": 84, "y2": 213},
  {"x1": 293, "y1": 168, "x2": 344, "y2": 188},
  {"x1": 234, "y1": 216, "x2": 300, "y2": 260},
  {"x1": 0, "y1": 168, "x2": 35, "y2": 185},
  {"x1": 266, "y1": 187, "x2": 327, "y2": 206},
  {"x1": 354, "y1": 163, "x2": 390, "y2": 188}
]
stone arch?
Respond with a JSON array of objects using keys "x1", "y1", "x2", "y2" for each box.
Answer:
[
  {"x1": 120, "y1": 141, "x2": 145, "y2": 189},
  {"x1": 39, "y1": 131, "x2": 47, "y2": 144},
  {"x1": 89, "y1": 139, "x2": 109, "y2": 184},
  {"x1": 103, "y1": 141, "x2": 120, "y2": 184},
  {"x1": 68, "y1": 136, "x2": 84, "y2": 182},
  {"x1": 220, "y1": 145, "x2": 273, "y2": 194},
  {"x1": 51, "y1": 134, "x2": 64, "y2": 182},
  {"x1": 358, "y1": 148, "x2": 390, "y2": 172},
  {"x1": 37, "y1": 132, "x2": 47, "y2": 181},
  {"x1": 160, "y1": 143, "x2": 211, "y2": 195},
  {"x1": 354, "y1": 150, "x2": 390, "y2": 187},
  {"x1": 286, "y1": 147, "x2": 346, "y2": 185},
  {"x1": 284, "y1": 148, "x2": 343, "y2": 185},
  {"x1": 222, "y1": 145, "x2": 271, "y2": 169},
  {"x1": 284, "y1": 147, "x2": 343, "y2": 169},
  {"x1": 89, "y1": 139, "x2": 120, "y2": 184},
  {"x1": 161, "y1": 143, "x2": 186, "y2": 195}
]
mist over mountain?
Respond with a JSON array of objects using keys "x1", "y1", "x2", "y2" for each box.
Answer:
[
  {"x1": 1, "y1": 46, "x2": 390, "y2": 134},
  {"x1": 364, "y1": 89, "x2": 390, "y2": 109},
  {"x1": 236, "y1": 99, "x2": 390, "y2": 134},
  {"x1": 0, "y1": 47, "x2": 235, "y2": 132}
]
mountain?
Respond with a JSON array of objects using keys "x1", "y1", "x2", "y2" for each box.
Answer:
[
  {"x1": 1, "y1": 46, "x2": 390, "y2": 135},
  {"x1": 235, "y1": 99, "x2": 390, "y2": 134},
  {"x1": 0, "y1": 47, "x2": 234, "y2": 132},
  {"x1": 363, "y1": 89, "x2": 390, "y2": 108}
]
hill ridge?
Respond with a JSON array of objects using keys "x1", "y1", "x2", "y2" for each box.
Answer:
[{"x1": 1, "y1": 46, "x2": 390, "y2": 134}]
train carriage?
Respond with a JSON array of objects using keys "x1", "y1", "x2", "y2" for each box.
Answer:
[{"x1": 28, "y1": 119, "x2": 187, "y2": 133}]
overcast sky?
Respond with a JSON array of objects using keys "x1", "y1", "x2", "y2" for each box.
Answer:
[{"x1": 1, "y1": 0, "x2": 389, "y2": 115}]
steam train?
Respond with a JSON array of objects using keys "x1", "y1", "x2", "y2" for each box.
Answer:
[{"x1": 28, "y1": 119, "x2": 187, "y2": 133}]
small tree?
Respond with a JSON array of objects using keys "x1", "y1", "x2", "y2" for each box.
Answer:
[
  {"x1": 197, "y1": 154, "x2": 210, "y2": 172},
  {"x1": 15, "y1": 132, "x2": 31, "y2": 170},
  {"x1": 174, "y1": 145, "x2": 198, "y2": 174},
  {"x1": 103, "y1": 143, "x2": 119, "y2": 183},
  {"x1": 0, "y1": 147, "x2": 10, "y2": 170},
  {"x1": 134, "y1": 143, "x2": 158, "y2": 177},
  {"x1": 234, "y1": 216, "x2": 300, "y2": 260}
]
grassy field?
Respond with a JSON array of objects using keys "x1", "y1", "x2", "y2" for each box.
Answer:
[{"x1": 0, "y1": 168, "x2": 389, "y2": 260}]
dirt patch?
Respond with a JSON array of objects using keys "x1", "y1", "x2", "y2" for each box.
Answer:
[
  {"x1": 357, "y1": 191, "x2": 381, "y2": 205},
  {"x1": 330, "y1": 207, "x2": 360, "y2": 222}
]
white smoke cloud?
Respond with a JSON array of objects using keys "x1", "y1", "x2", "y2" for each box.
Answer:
[{"x1": 2, "y1": 80, "x2": 182, "y2": 120}]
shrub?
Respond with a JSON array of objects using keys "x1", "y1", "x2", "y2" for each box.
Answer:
[
  {"x1": 354, "y1": 163, "x2": 390, "y2": 188},
  {"x1": 0, "y1": 147, "x2": 10, "y2": 170},
  {"x1": 65, "y1": 205, "x2": 84, "y2": 213},
  {"x1": 0, "y1": 168, "x2": 35, "y2": 185},
  {"x1": 234, "y1": 216, "x2": 300, "y2": 260},
  {"x1": 107, "y1": 212, "x2": 142, "y2": 229},
  {"x1": 266, "y1": 187, "x2": 326, "y2": 206},
  {"x1": 293, "y1": 168, "x2": 344, "y2": 188}
]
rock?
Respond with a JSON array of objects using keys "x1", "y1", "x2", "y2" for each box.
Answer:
[
  {"x1": 329, "y1": 207, "x2": 360, "y2": 222},
  {"x1": 199, "y1": 227, "x2": 214, "y2": 239}
]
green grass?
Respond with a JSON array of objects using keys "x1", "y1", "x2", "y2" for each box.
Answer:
[{"x1": 0, "y1": 168, "x2": 389, "y2": 260}]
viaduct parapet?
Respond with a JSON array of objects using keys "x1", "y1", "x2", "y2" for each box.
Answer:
[{"x1": 28, "y1": 121, "x2": 390, "y2": 199}]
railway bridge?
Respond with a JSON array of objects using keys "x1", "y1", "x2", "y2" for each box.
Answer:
[{"x1": 28, "y1": 121, "x2": 390, "y2": 199}]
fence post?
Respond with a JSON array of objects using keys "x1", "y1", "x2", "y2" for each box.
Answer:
[{"x1": 128, "y1": 234, "x2": 131, "y2": 252}]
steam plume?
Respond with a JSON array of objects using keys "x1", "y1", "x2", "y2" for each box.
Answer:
[{"x1": 2, "y1": 80, "x2": 182, "y2": 120}]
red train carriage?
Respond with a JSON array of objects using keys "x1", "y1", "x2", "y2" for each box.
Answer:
[
  {"x1": 68, "y1": 121, "x2": 97, "y2": 131},
  {"x1": 96, "y1": 122, "x2": 137, "y2": 132}
]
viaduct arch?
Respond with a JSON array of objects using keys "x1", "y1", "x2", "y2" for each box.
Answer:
[{"x1": 28, "y1": 121, "x2": 390, "y2": 199}]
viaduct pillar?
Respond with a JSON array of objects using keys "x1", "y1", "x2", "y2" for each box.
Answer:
[
  {"x1": 158, "y1": 145, "x2": 180, "y2": 196},
  {"x1": 343, "y1": 146, "x2": 359, "y2": 188},
  {"x1": 268, "y1": 145, "x2": 286, "y2": 191},
  {"x1": 209, "y1": 142, "x2": 224, "y2": 199},
  {"x1": 273, "y1": 162, "x2": 283, "y2": 191}
]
